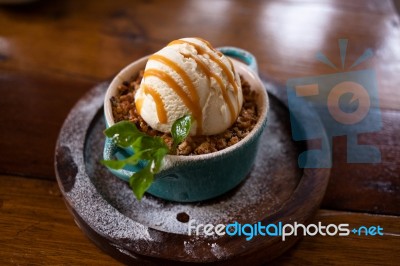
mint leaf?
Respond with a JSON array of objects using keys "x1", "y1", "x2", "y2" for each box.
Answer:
[
  {"x1": 102, "y1": 121, "x2": 169, "y2": 201},
  {"x1": 104, "y1": 121, "x2": 145, "y2": 147},
  {"x1": 101, "y1": 149, "x2": 144, "y2": 170},
  {"x1": 153, "y1": 147, "x2": 168, "y2": 173},
  {"x1": 171, "y1": 114, "x2": 193, "y2": 150},
  {"x1": 129, "y1": 164, "x2": 154, "y2": 200},
  {"x1": 101, "y1": 159, "x2": 126, "y2": 169},
  {"x1": 102, "y1": 117, "x2": 193, "y2": 200},
  {"x1": 132, "y1": 136, "x2": 165, "y2": 153}
]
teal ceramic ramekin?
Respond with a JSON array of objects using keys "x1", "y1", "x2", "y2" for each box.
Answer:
[{"x1": 103, "y1": 47, "x2": 269, "y2": 202}]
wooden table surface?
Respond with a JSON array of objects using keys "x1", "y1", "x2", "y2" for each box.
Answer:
[{"x1": 1, "y1": 0, "x2": 399, "y2": 265}]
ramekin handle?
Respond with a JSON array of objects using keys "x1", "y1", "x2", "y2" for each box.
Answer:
[{"x1": 218, "y1": 46, "x2": 258, "y2": 74}]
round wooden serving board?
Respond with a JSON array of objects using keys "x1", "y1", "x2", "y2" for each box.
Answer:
[{"x1": 55, "y1": 80, "x2": 330, "y2": 265}]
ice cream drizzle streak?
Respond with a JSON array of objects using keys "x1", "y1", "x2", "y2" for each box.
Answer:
[
  {"x1": 169, "y1": 38, "x2": 241, "y2": 116},
  {"x1": 146, "y1": 55, "x2": 203, "y2": 135},
  {"x1": 140, "y1": 38, "x2": 241, "y2": 135}
]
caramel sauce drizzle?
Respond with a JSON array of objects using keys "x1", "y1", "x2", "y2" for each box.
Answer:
[
  {"x1": 184, "y1": 53, "x2": 236, "y2": 125},
  {"x1": 225, "y1": 58, "x2": 241, "y2": 109},
  {"x1": 149, "y1": 54, "x2": 200, "y2": 103},
  {"x1": 144, "y1": 54, "x2": 203, "y2": 135},
  {"x1": 143, "y1": 67, "x2": 203, "y2": 134},
  {"x1": 141, "y1": 38, "x2": 241, "y2": 134},
  {"x1": 135, "y1": 97, "x2": 144, "y2": 115},
  {"x1": 143, "y1": 85, "x2": 168, "y2": 124},
  {"x1": 168, "y1": 39, "x2": 240, "y2": 121},
  {"x1": 193, "y1": 37, "x2": 240, "y2": 99}
]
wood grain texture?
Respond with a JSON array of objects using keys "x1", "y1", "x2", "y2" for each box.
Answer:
[
  {"x1": 321, "y1": 109, "x2": 400, "y2": 215},
  {"x1": 0, "y1": 69, "x2": 95, "y2": 179},
  {"x1": 1, "y1": 175, "x2": 399, "y2": 265},
  {"x1": 272, "y1": 210, "x2": 400, "y2": 265},
  {"x1": 0, "y1": 0, "x2": 399, "y2": 108},
  {"x1": 0, "y1": 0, "x2": 399, "y2": 264},
  {"x1": 0, "y1": 0, "x2": 399, "y2": 214},
  {"x1": 0, "y1": 175, "x2": 121, "y2": 265}
]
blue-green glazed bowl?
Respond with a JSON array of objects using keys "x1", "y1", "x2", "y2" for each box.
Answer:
[{"x1": 103, "y1": 47, "x2": 269, "y2": 202}]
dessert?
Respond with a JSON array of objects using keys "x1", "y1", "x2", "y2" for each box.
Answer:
[
  {"x1": 134, "y1": 37, "x2": 243, "y2": 136},
  {"x1": 111, "y1": 37, "x2": 259, "y2": 156},
  {"x1": 103, "y1": 38, "x2": 268, "y2": 201},
  {"x1": 111, "y1": 70, "x2": 259, "y2": 155}
]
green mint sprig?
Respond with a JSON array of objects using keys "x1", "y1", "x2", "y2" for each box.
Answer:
[
  {"x1": 101, "y1": 115, "x2": 193, "y2": 200},
  {"x1": 171, "y1": 114, "x2": 193, "y2": 151}
]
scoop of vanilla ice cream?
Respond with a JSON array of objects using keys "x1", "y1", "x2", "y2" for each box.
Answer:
[{"x1": 134, "y1": 37, "x2": 243, "y2": 136}]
